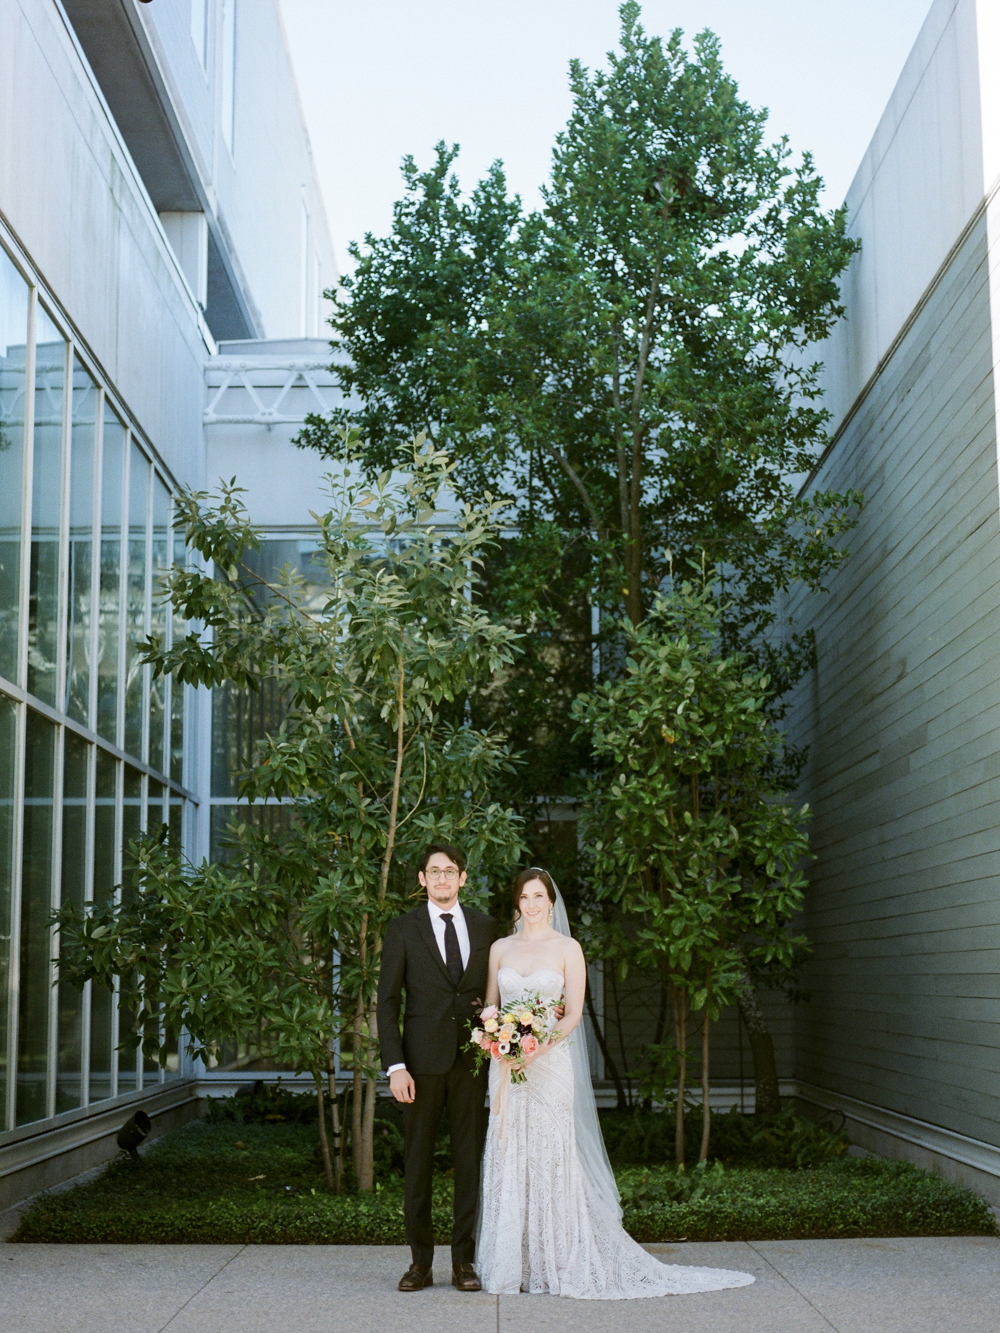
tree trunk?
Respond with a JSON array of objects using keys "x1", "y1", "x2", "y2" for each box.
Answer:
[
  {"x1": 610, "y1": 968, "x2": 632, "y2": 1108},
  {"x1": 736, "y1": 969, "x2": 781, "y2": 1118},
  {"x1": 585, "y1": 984, "x2": 628, "y2": 1110},
  {"x1": 351, "y1": 989, "x2": 365, "y2": 1183},
  {"x1": 315, "y1": 1080, "x2": 334, "y2": 1191},
  {"x1": 328, "y1": 1060, "x2": 342, "y2": 1194},
  {"x1": 673, "y1": 987, "x2": 687, "y2": 1167},
  {"x1": 699, "y1": 1005, "x2": 711, "y2": 1163},
  {"x1": 358, "y1": 1000, "x2": 379, "y2": 1192}
]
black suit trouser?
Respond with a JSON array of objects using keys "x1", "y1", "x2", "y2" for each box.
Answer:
[{"x1": 402, "y1": 1054, "x2": 487, "y2": 1268}]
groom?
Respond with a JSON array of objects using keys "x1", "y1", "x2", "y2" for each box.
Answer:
[{"x1": 377, "y1": 843, "x2": 497, "y2": 1293}]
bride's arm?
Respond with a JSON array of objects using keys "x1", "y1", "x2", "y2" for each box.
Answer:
[
  {"x1": 522, "y1": 941, "x2": 587, "y2": 1065},
  {"x1": 555, "y1": 939, "x2": 586, "y2": 1039}
]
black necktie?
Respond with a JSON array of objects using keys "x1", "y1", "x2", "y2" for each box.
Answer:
[{"x1": 440, "y1": 912, "x2": 463, "y2": 987}]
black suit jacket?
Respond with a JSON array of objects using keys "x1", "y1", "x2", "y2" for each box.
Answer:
[{"x1": 377, "y1": 902, "x2": 497, "y2": 1076}]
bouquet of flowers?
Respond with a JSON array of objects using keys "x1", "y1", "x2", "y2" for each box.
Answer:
[{"x1": 469, "y1": 995, "x2": 562, "y2": 1085}]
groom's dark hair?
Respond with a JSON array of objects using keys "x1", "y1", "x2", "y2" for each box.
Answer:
[{"x1": 418, "y1": 842, "x2": 466, "y2": 874}]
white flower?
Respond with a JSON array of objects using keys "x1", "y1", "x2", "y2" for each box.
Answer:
[
  {"x1": 498, "y1": 1042, "x2": 510, "y2": 1055},
  {"x1": 471, "y1": 1028, "x2": 483, "y2": 1043}
]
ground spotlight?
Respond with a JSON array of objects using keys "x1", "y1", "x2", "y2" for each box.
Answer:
[{"x1": 117, "y1": 1110, "x2": 152, "y2": 1160}]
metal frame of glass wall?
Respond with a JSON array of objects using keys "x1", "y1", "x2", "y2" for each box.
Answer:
[{"x1": 0, "y1": 228, "x2": 195, "y2": 1135}]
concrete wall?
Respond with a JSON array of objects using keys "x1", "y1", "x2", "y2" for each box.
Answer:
[
  {"x1": 819, "y1": 0, "x2": 1000, "y2": 432},
  {"x1": 788, "y1": 0, "x2": 1000, "y2": 1175},
  {"x1": 139, "y1": 0, "x2": 337, "y2": 340},
  {"x1": 2, "y1": 0, "x2": 209, "y2": 487}
]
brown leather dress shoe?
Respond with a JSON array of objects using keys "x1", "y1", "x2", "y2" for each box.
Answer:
[
  {"x1": 452, "y1": 1263, "x2": 482, "y2": 1292},
  {"x1": 398, "y1": 1263, "x2": 433, "y2": 1291}
]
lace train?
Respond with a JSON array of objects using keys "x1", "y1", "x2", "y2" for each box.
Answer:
[{"x1": 476, "y1": 969, "x2": 755, "y2": 1300}]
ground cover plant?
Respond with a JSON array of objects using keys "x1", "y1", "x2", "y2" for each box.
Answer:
[{"x1": 14, "y1": 1110, "x2": 996, "y2": 1246}]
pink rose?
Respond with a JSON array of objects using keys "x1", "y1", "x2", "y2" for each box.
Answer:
[
  {"x1": 490, "y1": 1041, "x2": 502, "y2": 1060},
  {"x1": 478, "y1": 1033, "x2": 492, "y2": 1050},
  {"x1": 480, "y1": 1006, "x2": 499, "y2": 1021},
  {"x1": 520, "y1": 1034, "x2": 539, "y2": 1056}
]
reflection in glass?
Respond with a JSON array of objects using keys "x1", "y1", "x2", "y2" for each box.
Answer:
[
  {"x1": 143, "y1": 777, "x2": 166, "y2": 1082},
  {"x1": 117, "y1": 766, "x2": 142, "y2": 1094},
  {"x1": 0, "y1": 252, "x2": 29, "y2": 684},
  {"x1": 17, "y1": 710, "x2": 55, "y2": 1125},
  {"x1": 90, "y1": 747, "x2": 117, "y2": 1101},
  {"x1": 97, "y1": 413, "x2": 124, "y2": 743},
  {"x1": 0, "y1": 695, "x2": 17, "y2": 1120},
  {"x1": 170, "y1": 534, "x2": 186, "y2": 785},
  {"x1": 147, "y1": 778, "x2": 165, "y2": 833},
  {"x1": 210, "y1": 541, "x2": 329, "y2": 797},
  {"x1": 57, "y1": 730, "x2": 89, "y2": 1113},
  {"x1": 210, "y1": 803, "x2": 294, "y2": 865},
  {"x1": 27, "y1": 307, "x2": 66, "y2": 705},
  {"x1": 149, "y1": 478, "x2": 169, "y2": 773},
  {"x1": 66, "y1": 360, "x2": 98, "y2": 725},
  {"x1": 124, "y1": 444, "x2": 149, "y2": 760},
  {"x1": 168, "y1": 791, "x2": 183, "y2": 853}
]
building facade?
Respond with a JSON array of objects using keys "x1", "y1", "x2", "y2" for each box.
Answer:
[
  {"x1": 0, "y1": 0, "x2": 338, "y2": 1209},
  {"x1": 788, "y1": 0, "x2": 1000, "y2": 1203}
]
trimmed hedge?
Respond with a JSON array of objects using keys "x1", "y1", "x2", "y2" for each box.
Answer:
[
  {"x1": 13, "y1": 1119, "x2": 998, "y2": 1245},
  {"x1": 617, "y1": 1161, "x2": 998, "y2": 1242}
]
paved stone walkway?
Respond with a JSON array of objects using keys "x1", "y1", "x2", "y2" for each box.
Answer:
[{"x1": 1, "y1": 1238, "x2": 998, "y2": 1333}]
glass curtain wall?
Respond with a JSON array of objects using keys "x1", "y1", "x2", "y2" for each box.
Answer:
[
  {"x1": 0, "y1": 238, "x2": 191, "y2": 1134},
  {"x1": 207, "y1": 541, "x2": 328, "y2": 1073}
]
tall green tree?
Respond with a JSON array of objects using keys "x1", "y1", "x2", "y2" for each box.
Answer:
[
  {"x1": 573, "y1": 574, "x2": 811, "y2": 1155},
  {"x1": 304, "y1": 1, "x2": 860, "y2": 670},
  {"x1": 300, "y1": 1, "x2": 861, "y2": 1093},
  {"x1": 55, "y1": 435, "x2": 526, "y2": 1191}
]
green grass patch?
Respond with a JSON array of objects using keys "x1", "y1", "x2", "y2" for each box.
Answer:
[{"x1": 12, "y1": 1119, "x2": 997, "y2": 1245}]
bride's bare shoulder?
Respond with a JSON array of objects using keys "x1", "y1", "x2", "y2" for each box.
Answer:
[
  {"x1": 564, "y1": 936, "x2": 586, "y2": 967},
  {"x1": 489, "y1": 936, "x2": 515, "y2": 962}
]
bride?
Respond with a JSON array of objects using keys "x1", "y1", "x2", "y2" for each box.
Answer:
[{"x1": 475, "y1": 867, "x2": 755, "y2": 1300}]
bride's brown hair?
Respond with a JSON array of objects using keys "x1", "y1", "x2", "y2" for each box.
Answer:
[{"x1": 511, "y1": 867, "x2": 557, "y2": 923}]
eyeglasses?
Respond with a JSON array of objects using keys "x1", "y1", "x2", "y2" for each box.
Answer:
[{"x1": 424, "y1": 867, "x2": 460, "y2": 880}]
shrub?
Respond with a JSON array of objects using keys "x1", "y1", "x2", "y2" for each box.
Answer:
[
  {"x1": 12, "y1": 1119, "x2": 996, "y2": 1246},
  {"x1": 600, "y1": 1106, "x2": 849, "y2": 1170}
]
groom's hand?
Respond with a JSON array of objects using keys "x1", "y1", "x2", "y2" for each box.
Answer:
[{"x1": 389, "y1": 1069, "x2": 416, "y2": 1103}]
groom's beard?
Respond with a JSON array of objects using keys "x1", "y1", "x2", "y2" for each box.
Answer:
[{"x1": 426, "y1": 887, "x2": 460, "y2": 909}]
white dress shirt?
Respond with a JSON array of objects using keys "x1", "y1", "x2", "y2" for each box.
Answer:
[
  {"x1": 387, "y1": 900, "x2": 471, "y2": 1077},
  {"x1": 426, "y1": 897, "x2": 471, "y2": 971}
]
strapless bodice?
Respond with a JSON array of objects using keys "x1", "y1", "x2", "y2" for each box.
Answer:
[{"x1": 497, "y1": 966, "x2": 564, "y2": 1005}]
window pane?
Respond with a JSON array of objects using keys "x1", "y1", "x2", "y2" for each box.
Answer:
[
  {"x1": 168, "y1": 791, "x2": 184, "y2": 853},
  {"x1": 117, "y1": 766, "x2": 142, "y2": 1095},
  {"x1": 27, "y1": 307, "x2": 66, "y2": 706},
  {"x1": 17, "y1": 709, "x2": 55, "y2": 1125},
  {"x1": 89, "y1": 747, "x2": 117, "y2": 1102},
  {"x1": 148, "y1": 477, "x2": 170, "y2": 774},
  {"x1": 123, "y1": 444, "x2": 149, "y2": 760},
  {"x1": 142, "y1": 777, "x2": 166, "y2": 1082},
  {"x1": 170, "y1": 531, "x2": 186, "y2": 785},
  {"x1": 96, "y1": 412, "x2": 124, "y2": 743},
  {"x1": 66, "y1": 360, "x2": 97, "y2": 725},
  {"x1": 0, "y1": 252, "x2": 29, "y2": 684},
  {"x1": 56, "y1": 730, "x2": 89, "y2": 1114},
  {"x1": 147, "y1": 777, "x2": 165, "y2": 832},
  {"x1": 0, "y1": 694, "x2": 17, "y2": 1120}
]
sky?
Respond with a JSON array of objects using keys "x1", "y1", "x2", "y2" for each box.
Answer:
[{"x1": 277, "y1": 0, "x2": 934, "y2": 278}]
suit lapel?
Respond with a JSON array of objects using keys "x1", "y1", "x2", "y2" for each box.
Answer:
[
  {"x1": 414, "y1": 903, "x2": 454, "y2": 986},
  {"x1": 458, "y1": 908, "x2": 488, "y2": 987}
]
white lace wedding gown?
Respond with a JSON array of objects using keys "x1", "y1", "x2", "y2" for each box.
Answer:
[{"x1": 476, "y1": 968, "x2": 755, "y2": 1300}]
